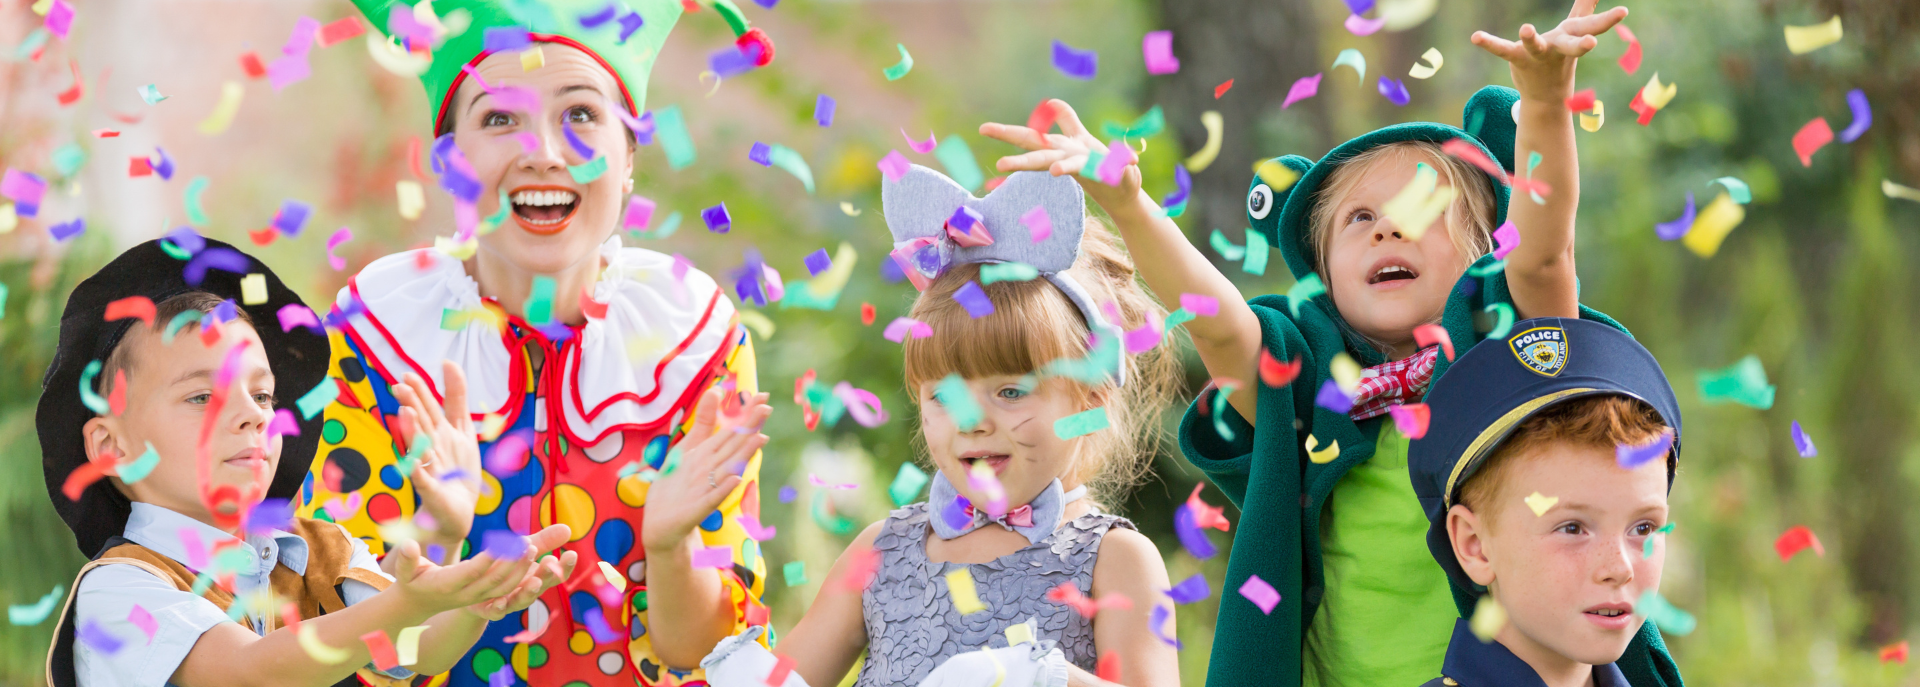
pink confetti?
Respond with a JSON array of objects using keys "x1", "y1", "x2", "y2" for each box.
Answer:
[
  {"x1": 692, "y1": 545, "x2": 735, "y2": 569},
  {"x1": 1239, "y1": 574, "x2": 1280, "y2": 614},
  {"x1": 322, "y1": 492, "x2": 362, "y2": 521},
  {"x1": 1282, "y1": 73, "x2": 1322, "y2": 109},
  {"x1": 1179, "y1": 293, "x2": 1219, "y2": 316},
  {"x1": 1344, "y1": 13, "x2": 1385, "y2": 35},
  {"x1": 128, "y1": 605, "x2": 156, "y2": 644},
  {"x1": 277, "y1": 304, "x2": 322, "y2": 334},
  {"x1": 325, "y1": 227, "x2": 353, "y2": 271},
  {"x1": 179, "y1": 528, "x2": 208, "y2": 569},
  {"x1": 502, "y1": 610, "x2": 547, "y2": 643},
  {"x1": 1123, "y1": 319, "x2": 1163, "y2": 354},
  {"x1": 1096, "y1": 138, "x2": 1137, "y2": 186},
  {"x1": 736, "y1": 514, "x2": 777, "y2": 541},
  {"x1": 1021, "y1": 205, "x2": 1053, "y2": 243},
  {"x1": 623, "y1": 195, "x2": 656, "y2": 229},
  {"x1": 1388, "y1": 403, "x2": 1430, "y2": 439},
  {"x1": 45, "y1": 0, "x2": 75, "y2": 39},
  {"x1": 807, "y1": 474, "x2": 859, "y2": 490},
  {"x1": 832, "y1": 382, "x2": 890, "y2": 428},
  {"x1": 882, "y1": 317, "x2": 932, "y2": 343},
  {"x1": 1142, "y1": 30, "x2": 1179, "y2": 75},
  {"x1": 878, "y1": 150, "x2": 911, "y2": 182},
  {"x1": 266, "y1": 408, "x2": 301, "y2": 439},
  {"x1": 1491, "y1": 221, "x2": 1520, "y2": 260},
  {"x1": 901, "y1": 129, "x2": 938, "y2": 154},
  {"x1": 1413, "y1": 323, "x2": 1454, "y2": 361}
]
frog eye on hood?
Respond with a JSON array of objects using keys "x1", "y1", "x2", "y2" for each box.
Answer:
[{"x1": 1247, "y1": 183, "x2": 1275, "y2": 220}]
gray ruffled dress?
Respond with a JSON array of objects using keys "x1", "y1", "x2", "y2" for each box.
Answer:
[{"x1": 855, "y1": 477, "x2": 1134, "y2": 687}]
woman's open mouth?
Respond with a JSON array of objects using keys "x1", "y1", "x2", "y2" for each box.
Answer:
[{"x1": 510, "y1": 187, "x2": 581, "y2": 235}]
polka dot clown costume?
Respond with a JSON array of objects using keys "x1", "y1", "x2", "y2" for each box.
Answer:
[{"x1": 295, "y1": 1, "x2": 775, "y2": 685}]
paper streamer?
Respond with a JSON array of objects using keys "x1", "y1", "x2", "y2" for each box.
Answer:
[
  {"x1": 1407, "y1": 47, "x2": 1442, "y2": 79},
  {"x1": 197, "y1": 81, "x2": 244, "y2": 135}
]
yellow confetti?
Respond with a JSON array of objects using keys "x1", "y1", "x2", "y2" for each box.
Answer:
[
  {"x1": 520, "y1": 46, "x2": 544, "y2": 71},
  {"x1": 239, "y1": 273, "x2": 268, "y2": 305},
  {"x1": 1378, "y1": 0, "x2": 1438, "y2": 31},
  {"x1": 946, "y1": 568, "x2": 987, "y2": 615},
  {"x1": 1884, "y1": 179, "x2": 1920, "y2": 203},
  {"x1": 1784, "y1": 15, "x2": 1843, "y2": 55},
  {"x1": 1524, "y1": 492, "x2": 1559, "y2": 517},
  {"x1": 1306, "y1": 435, "x2": 1340, "y2": 464},
  {"x1": 396, "y1": 180, "x2": 425, "y2": 220},
  {"x1": 804, "y1": 242, "x2": 858, "y2": 300},
  {"x1": 1639, "y1": 73, "x2": 1677, "y2": 111},
  {"x1": 478, "y1": 413, "x2": 508, "y2": 441},
  {"x1": 1469, "y1": 596, "x2": 1507, "y2": 642},
  {"x1": 297, "y1": 623, "x2": 351, "y2": 664},
  {"x1": 30, "y1": 0, "x2": 51, "y2": 14},
  {"x1": 375, "y1": 519, "x2": 424, "y2": 546},
  {"x1": 597, "y1": 560, "x2": 627, "y2": 593},
  {"x1": 434, "y1": 234, "x2": 478, "y2": 260},
  {"x1": 197, "y1": 81, "x2": 244, "y2": 136},
  {"x1": 737, "y1": 310, "x2": 775, "y2": 340},
  {"x1": 0, "y1": 203, "x2": 16, "y2": 234},
  {"x1": 366, "y1": 33, "x2": 431, "y2": 77},
  {"x1": 1381, "y1": 162, "x2": 1456, "y2": 240},
  {"x1": 1682, "y1": 192, "x2": 1746, "y2": 258},
  {"x1": 1253, "y1": 159, "x2": 1299, "y2": 192},
  {"x1": 1329, "y1": 352, "x2": 1363, "y2": 396},
  {"x1": 1407, "y1": 47, "x2": 1443, "y2": 79},
  {"x1": 1185, "y1": 111, "x2": 1224, "y2": 173},
  {"x1": 396, "y1": 625, "x2": 428, "y2": 666},
  {"x1": 698, "y1": 70, "x2": 722, "y2": 97},
  {"x1": 1004, "y1": 621, "x2": 1035, "y2": 646},
  {"x1": 838, "y1": 202, "x2": 862, "y2": 216},
  {"x1": 1578, "y1": 100, "x2": 1605, "y2": 132}
]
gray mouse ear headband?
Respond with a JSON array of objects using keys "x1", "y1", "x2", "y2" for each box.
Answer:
[{"x1": 881, "y1": 164, "x2": 1126, "y2": 386}]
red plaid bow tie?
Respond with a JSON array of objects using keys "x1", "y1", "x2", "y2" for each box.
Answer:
[
  {"x1": 963, "y1": 502, "x2": 1035, "y2": 529},
  {"x1": 1348, "y1": 346, "x2": 1440, "y2": 421}
]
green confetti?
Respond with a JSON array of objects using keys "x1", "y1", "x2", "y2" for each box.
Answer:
[
  {"x1": 882, "y1": 43, "x2": 913, "y2": 80},
  {"x1": 1162, "y1": 200, "x2": 1187, "y2": 218},
  {"x1": 568, "y1": 155, "x2": 609, "y2": 183},
  {"x1": 184, "y1": 176, "x2": 211, "y2": 226},
  {"x1": 1053, "y1": 407, "x2": 1111, "y2": 439},
  {"x1": 1078, "y1": 149, "x2": 1106, "y2": 182},
  {"x1": 1243, "y1": 230, "x2": 1269, "y2": 275},
  {"x1": 1697, "y1": 355, "x2": 1775, "y2": 409},
  {"x1": 933, "y1": 136, "x2": 984, "y2": 193},
  {"x1": 51, "y1": 143, "x2": 86, "y2": 178},
  {"x1": 479, "y1": 188, "x2": 511, "y2": 234},
  {"x1": 1211, "y1": 381, "x2": 1239, "y2": 441},
  {"x1": 6, "y1": 584, "x2": 63, "y2": 626},
  {"x1": 1644, "y1": 521, "x2": 1676, "y2": 559},
  {"x1": 654, "y1": 105, "x2": 697, "y2": 170},
  {"x1": 767, "y1": 144, "x2": 815, "y2": 194},
  {"x1": 1483, "y1": 302, "x2": 1515, "y2": 339},
  {"x1": 631, "y1": 211, "x2": 682, "y2": 241},
  {"x1": 296, "y1": 378, "x2": 340, "y2": 419},
  {"x1": 1286, "y1": 273, "x2": 1325, "y2": 317},
  {"x1": 979, "y1": 262, "x2": 1039, "y2": 284},
  {"x1": 139, "y1": 84, "x2": 168, "y2": 105},
  {"x1": 659, "y1": 447, "x2": 685, "y2": 476},
  {"x1": 809, "y1": 490, "x2": 856, "y2": 535},
  {"x1": 397, "y1": 431, "x2": 429, "y2": 477},
  {"x1": 1041, "y1": 333, "x2": 1121, "y2": 384},
  {"x1": 783, "y1": 561, "x2": 807, "y2": 587},
  {"x1": 1634, "y1": 589, "x2": 1696, "y2": 635},
  {"x1": 118, "y1": 443, "x2": 158, "y2": 483},
  {"x1": 159, "y1": 239, "x2": 192, "y2": 260},
  {"x1": 1163, "y1": 307, "x2": 1196, "y2": 330},
  {"x1": 1708, "y1": 177, "x2": 1751, "y2": 204},
  {"x1": 1100, "y1": 105, "x2": 1165, "y2": 141},
  {"x1": 934, "y1": 374, "x2": 983, "y2": 431},
  {"x1": 162, "y1": 309, "x2": 203, "y2": 343},
  {"x1": 1466, "y1": 259, "x2": 1507, "y2": 277},
  {"x1": 78, "y1": 360, "x2": 109, "y2": 414},
  {"x1": 1209, "y1": 229, "x2": 1246, "y2": 261},
  {"x1": 526, "y1": 275, "x2": 556, "y2": 324},
  {"x1": 888, "y1": 463, "x2": 930, "y2": 507},
  {"x1": 0, "y1": 282, "x2": 8, "y2": 320}
]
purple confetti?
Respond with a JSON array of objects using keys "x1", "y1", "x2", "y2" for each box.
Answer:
[
  {"x1": 267, "y1": 54, "x2": 311, "y2": 91},
  {"x1": 165, "y1": 226, "x2": 205, "y2": 255},
  {"x1": 616, "y1": 10, "x2": 644, "y2": 44},
  {"x1": 1343, "y1": 0, "x2": 1375, "y2": 13},
  {"x1": 1166, "y1": 574, "x2": 1210, "y2": 604},
  {"x1": 489, "y1": 665, "x2": 516, "y2": 687},
  {"x1": 1314, "y1": 379, "x2": 1355, "y2": 414},
  {"x1": 1377, "y1": 76, "x2": 1410, "y2": 106},
  {"x1": 1142, "y1": 30, "x2": 1179, "y2": 75},
  {"x1": 481, "y1": 529, "x2": 528, "y2": 559},
  {"x1": 562, "y1": 122, "x2": 596, "y2": 160},
  {"x1": 272, "y1": 200, "x2": 311, "y2": 238},
  {"x1": 1791, "y1": 421, "x2": 1817, "y2": 457},
  {"x1": 426, "y1": 544, "x2": 445, "y2": 562},
  {"x1": 953, "y1": 281, "x2": 995, "y2": 318},
  {"x1": 878, "y1": 150, "x2": 911, "y2": 182},
  {"x1": 948, "y1": 205, "x2": 982, "y2": 232},
  {"x1": 941, "y1": 495, "x2": 973, "y2": 531},
  {"x1": 748, "y1": 142, "x2": 772, "y2": 167},
  {"x1": 702, "y1": 203, "x2": 731, "y2": 233},
  {"x1": 483, "y1": 26, "x2": 532, "y2": 53},
  {"x1": 1162, "y1": 165, "x2": 1192, "y2": 208},
  {"x1": 578, "y1": 4, "x2": 618, "y2": 29},
  {"x1": 778, "y1": 485, "x2": 798, "y2": 503},
  {"x1": 209, "y1": 299, "x2": 238, "y2": 326},
  {"x1": 709, "y1": 45, "x2": 758, "y2": 78},
  {"x1": 1656, "y1": 192, "x2": 1695, "y2": 241},
  {"x1": 1282, "y1": 73, "x2": 1322, "y2": 109},
  {"x1": 1051, "y1": 40, "x2": 1098, "y2": 80},
  {"x1": 581, "y1": 605, "x2": 621, "y2": 643},
  {"x1": 151, "y1": 148, "x2": 174, "y2": 180},
  {"x1": 1173, "y1": 503, "x2": 1217, "y2": 559},
  {"x1": 485, "y1": 430, "x2": 532, "y2": 477},
  {"x1": 1838, "y1": 89, "x2": 1871, "y2": 143},
  {"x1": 1239, "y1": 575, "x2": 1281, "y2": 614},
  {"x1": 76, "y1": 619, "x2": 124, "y2": 655},
  {"x1": 245, "y1": 498, "x2": 294, "y2": 536},
  {"x1": 49, "y1": 218, "x2": 84, "y2": 242},
  {"x1": 267, "y1": 408, "x2": 302, "y2": 439},
  {"x1": 2, "y1": 169, "x2": 47, "y2": 215},
  {"x1": 1615, "y1": 431, "x2": 1674, "y2": 470},
  {"x1": 387, "y1": 6, "x2": 434, "y2": 47},
  {"x1": 751, "y1": 0, "x2": 778, "y2": 7},
  {"x1": 814, "y1": 94, "x2": 835, "y2": 127},
  {"x1": 804, "y1": 248, "x2": 831, "y2": 276},
  {"x1": 1148, "y1": 605, "x2": 1181, "y2": 648}
]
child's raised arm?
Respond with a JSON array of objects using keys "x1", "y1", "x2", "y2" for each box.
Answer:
[
  {"x1": 1472, "y1": 0, "x2": 1628, "y2": 321},
  {"x1": 981, "y1": 102, "x2": 1267, "y2": 425}
]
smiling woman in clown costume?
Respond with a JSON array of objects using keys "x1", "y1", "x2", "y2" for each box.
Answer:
[{"x1": 294, "y1": 1, "x2": 781, "y2": 685}]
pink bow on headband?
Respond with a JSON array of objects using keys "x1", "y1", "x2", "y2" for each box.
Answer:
[{"x1": 889, "y1": 206, "x2": 998, "y2": 291}]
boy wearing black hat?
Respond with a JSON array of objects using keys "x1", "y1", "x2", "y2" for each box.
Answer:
[
  {"x1": 1410, "y1": 318, "x2": 1686, "y2": 686},
  {"x1": 37, "y1": 238, "x2": 576, "y2": 687}
]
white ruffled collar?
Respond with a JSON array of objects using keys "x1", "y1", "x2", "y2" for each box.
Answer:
[{"x1": 334, "y1": 236, "x2": 739, "y2": 446}]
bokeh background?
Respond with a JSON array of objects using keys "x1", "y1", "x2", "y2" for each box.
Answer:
[{"x1": 3, "y1": 0, "x2": 1917, "y2": 685}]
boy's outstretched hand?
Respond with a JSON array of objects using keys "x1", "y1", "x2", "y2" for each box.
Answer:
[
  {"x1": 979, "y1": 100, "x2": 1142, "y2": 212},
  {"x1": 391, "y1": 361, "x2": 484, "y2": 561},
  {"x1": 1472, "y1": 0, "x2": 1628, "y2": 100},
  {"x1": 388, "y1": 523, "x2": 575, "y2": 617}
]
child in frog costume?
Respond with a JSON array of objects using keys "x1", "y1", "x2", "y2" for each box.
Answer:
[
  {"x1": 978, "y1": 3, "x2": 1683, "y2": 685},
  {"x1": 297, "y1": 1, "x2": 779, "y2": 685}
]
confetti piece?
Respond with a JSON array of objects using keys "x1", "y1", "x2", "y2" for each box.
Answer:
[
  {"x1": 1784, "y1": 15, "x2": 1842, "y2": 54},
  {"x1": 1166, "y1": 575, "x2": 1210, "y2": 604},
  {"x1": 1469, "y1": 596, "x2": 1506, "y2": 641},
  {"x1": 56, "y1": 59, "x2": 83, "y2": 106},
  {"x1": 887, "y1": 462, "x2": 929, "y2": 507},
  {"x1": 1149, "y1": 605, "x2": 1180, "y2": 648},
  {"x1": 124, "y1": 604, "x2": 158, "y2": 644},
  {"x1": 1377, "y1": 76, "x2": 1410, "y2": 106},
  {"x1": 1708, "y1": 177, "x2": 1751, "y2": 205},
  {"x1": 832, "y1": 547, "x2": 880, "y2": 591},
  {"x1": 946, "y1": 568, "x2": 986, "y2": 614},
  {"x1": 780, "y1": 560, "x2": 809, "y2": 587},
  {"x1": 1413, "y1": 324, "x2": 1454, "y2": 361},
  {"x1": 1885, "y1": 180, "x2": 1920, "y2": 202},
  {"x1": 296, "y1": 623, "x2": 349, "y2": 663},
  {"x1": 118, "y1": 443, "x2": 158, "y2": 483},
  {"x1": 2, "y1": 169, "x2": 46, "y2": 214},
  {"x1": 395, "y1": 625, "x2": 426, "y2": 665},
  {"x1": 198, "y1": 81, "x2": 244, "y2": 135},
  {"x1": 7, "y1": 585, "x2": 61, "y2": 625},
  {"x1": 1838, "y1": 89, "x2": 1871, "y2": 143},
  {"x1": 1345, "y1": 12, "x2": 1385, "y2": 35},
  {"x1": 1791, "y1": 420, "x2": 1817, "y2": 457},
  {"x1": 1209, "y1": 230, "x2": 1245, "y2": 262},
  {"x1": 934, "y1": 136, "x2": 985, "y2": 193},
  {"x1": 1616, "y1": 24, "x2": 1641, "y2": 73},
  {"x1": 979, "y1": 262, "x2": 1038, "y2": 284},
  {"x1": 44, "y1": 0, "x2": 73, "y2": 38},
  {"x1": 0, "y1": 205, "x2": 12, "y2": 235},
  {"x1": 1579, "y1": 100, "x2": 1605, "y2": 132},
  {"x1": 1697, "y1": 355, "x2": 1775, "y2": 409},
  {"x1": 568, "y1": 155, "x2": 608, "y2": 183},
  {"x1": 1239, "y1": 575, "x2": 1280, "y2": 614},
  {"x1": 1142, "y1": 30, "x2": 1178, "y2": 74},
  {"x1": 814, "y1": 94, "x2": 835, "y2": 127},
  {"x1": 1524, "y1": 491, "x2": 1559, "y2": 517},
  {"x1": 1052, "y1": 40, "x2": 1097, "y2": 80},
  {"x1": 882, "y1": 43, "x2": 913, "y2": 80},
  {"x1": 1880, "y1": 641, "x2": 1908, "y2": 664},
  {"x1": 1388, "y1": 403, "x2": 1430, "y2": 438},
  {"x1": 1656, "y1": 191, "x2": 1695, "y2": 241},
  {"x1": 1286, "y1": 273, "x2": 1325, "y2": 318},
  {"x1": 77, "y1": 619, "x2": 125, "y2": 655},
  {"x1": 653, "y1": 106, "x2": 696, "y2": 170},
  {"x1": 702, "y1": 203, "x2": 732, "y2": 233},
  {"x1": 105, "y1": 296, "x2": 157, "y2": 328},
  {"x1": 1682, "y1": 192, "x2": 1746, "y2": 258},
  {"x1": 1644, "y1": 521, "x2": 1674, "y2": 559},
  {"x1": 1775, "y1": 525, "x2": 1824, "y2": 561},
  {"x1": 934, "y1": 374, "x2": 983, "y2": 431},
  {"x1": 1634, "y1": 590, "x2": 1696, "y2": 635},
  {"x1": 295, "y1": 378, "x2": 339, "y2": 419},
  {"x1": 1378, "y1": 0, "x2": 1437, "y2": 30},
  {"x1": 1407, "y1": 47, "x2": 1442, "y2": 79},
  {"x1": 1639, "y1": 73, "x2": 1677, "y2": 110},
  {"x1": 231, "y1": 274, "x2": 268, "y2": 307},
  {"x1": 1792, "y1": 117, "x2": 1833, "y2": 167},
  {"x1": 1173, "y1": 499, "x2": 1218, "y2": 559},
  {"x1": 1306, "y1": 434, "x2": 1340, "y2": 464},
  {"x1": 1382, "y1": 162, "x2": 1455, "y2": 240},
  {"x1": 1315, "y1": 378, "x2": 1355, "y2": 414},
  {"x1": 767, "y1": 145, "x2": 816, "y2": 193},
  {"x1": 360, "y1": 630, "x2": 400, "y2": 671},
  {"x1": 878, "y1": 150, "x2": 911, "y2": 182},
  {"x1": 691, "y1": 545, "x2": 735, "y2": 569},
  {"x1": 1214, "y1": 79, "x2": 1233, "y2": 98},
  {"x1": 883, "y1": 317, "x2": 932, "y2": 343},
  {"x1": 838, "y1": 202, "x2": 861, "y2": 216},
  {"x1": 1178, "y1": 294, "x2": 1219, "y2": 318},
  {"x1": 1283, "y1": 73, "x2": 1322, "y2": 109},
  {"x1": 1054, "y1": 407, "x2": 1110, "y2": 439},
  {"x1": 50, "y1": 217, "x2": 85, "y2": 242},
  {"x1": 1332, "y1": 49, "x2": 1366, "y2": 85},
  {"x1": 765, "y1": 654, "x2": 797, "y2": 686},
  {"x1": 1617, "y1": 431, "x2": 1673, "y2": 470}
]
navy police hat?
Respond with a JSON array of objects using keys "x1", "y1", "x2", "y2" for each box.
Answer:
[{"x1": 1409, "y1": 317, "x2": 1681, "y2": 595}]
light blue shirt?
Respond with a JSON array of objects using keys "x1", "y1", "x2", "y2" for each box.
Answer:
[{"x1": 73, "y1": 503, "x2": 406, "y2": 687}]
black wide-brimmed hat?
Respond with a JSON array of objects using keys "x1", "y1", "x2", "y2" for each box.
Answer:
[{"x1": 38, "y1": 236, "x2": 329, "y2": 556}]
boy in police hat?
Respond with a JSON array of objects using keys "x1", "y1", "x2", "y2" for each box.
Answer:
[
  {"x1": 37, "y1": 237, "x2": 576, "y2": 687},
  {"x1": 1409, "y1": 317, "x2": 1686, "y2": 686}
]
